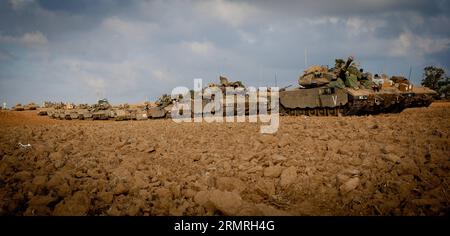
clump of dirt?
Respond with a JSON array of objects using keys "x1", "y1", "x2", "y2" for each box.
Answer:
[{"x1": 0, "y1": 103, "x2": 449, "y2": 216}]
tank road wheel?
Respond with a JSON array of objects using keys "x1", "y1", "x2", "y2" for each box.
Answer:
[
  {"x1": 316, "y1": 108, "x2": 321, "y2": 116},
  {"x1": 327, "y1": 108, "x2": 336, "y2": 116},
  {"x1": 304, "y1": 109, "x2": 309, "y2": 116},
  {"x1": 279, "y1": 105, "x2": 287, "y2": 116}
]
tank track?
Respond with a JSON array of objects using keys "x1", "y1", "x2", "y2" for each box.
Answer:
[
  {"x1": 280, "y1": 94, "x2": 434, "y2": 117},
  {"x1": 280, "y1": 106, "x2": 344, "y2": 116}
]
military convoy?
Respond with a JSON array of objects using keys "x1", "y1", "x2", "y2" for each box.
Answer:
[
  {"x1": 34, "y1": 56, "x2": 437, "y2": 120},
  {"x1": 11, "y1": 102, "x2": 38, "y2": 111},
  {"x1": 38, "y1": 99, "x2": 152, "y2": 121}
]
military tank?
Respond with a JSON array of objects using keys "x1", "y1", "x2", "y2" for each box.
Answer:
[
  {"x1": 38, "y1": 58, "x2": 436, "y2": 121},
  {"x1": 279, "y1": 56, "x2": 437, "y2": 116},
  {"x1": 147, "y1": 94, "x2": 175, "y2": 119},
  {"x1": 24, "y1": 102, "x2": 38, "y2": 110},
  {"x1": 146, "y1": 76, "x2": 249, "y2": 119},
  {"x1": 12, "y1": 103, "x2": 25, "y2": 111},
  {"x1": 90, "y1": 98, "x2": 112, "y2": 120},
  {"x1": 113, "y1": 104, "x2": 133, "y2": 121},
  {"x1": 42, "y1": 99, "x2": 153, "y2": 121}
]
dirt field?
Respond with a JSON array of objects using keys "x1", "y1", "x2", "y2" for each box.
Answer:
[{"x1": 0, "y1": 103, "x2": 449, "y2": 216}]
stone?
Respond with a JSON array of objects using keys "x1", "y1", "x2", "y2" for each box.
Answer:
[
  {"x1": 339, "y1": 177, "x2": 360, "y2": 194},
  {"x1": 32, "y1": 176, "x2": 47, "y2": 188},
  {"x1": 263, "y1": 165, "x2": 283, "y2": 178},
  {"x1": 337, "y1": 148, "x2": 350, "y2": 156},
  {"x1": 397, "y1": 158, "x2": 420, "y2": 176},
  {"x1": 258, "y1": 135, "x2": 276, "y2": 144},
  {"x1": 272, "y1": 154, "x2": 287, "y2": 163},
  {"x1": 382, "y1": 154, "x2": 400, "y2": 163},
  {"x1": 49, "y1": 151, "x2": 66, "y2": 168},
  {"x1": 215, "y1": 177, "x2": 245, "y2": 193},
  {"x1": 336, "y1": 174, "x2": 350, "y2": 186},
  {"x1": 53, "y1": 191, "x2": 90, "y2": 216},
  {"x1": 56, "y1": 183, "x2": 71, "y2": 197},
  {"x1": 113, "y1": 183, "x2": 128, "y2": 195},
  {"x1": 380, "y1": 145, "x2": 396, "y2": 155},
  {"x1": 13, "y1": 171, "x2": 32, "y2": 182},
  {"x1": 47, "y1": 173, "x2": 67, "y2": 189},
  {"x1": 28, "y1": 195, "x2": 56, "y2": 207},
  {"x1": 155, "y1": 187, "x2": 173, "y2": 201},
  {"x1": 208, "y1": 190, "x2": 243, "y2": 216},
  {"x1": 343, "y1": 169, "x2": 361, "y2": 176},
  {"x1": 97, "y1": 191, "x2": 113, "y2": 204},
  {"x1": 280, "y1": 166, "x2": 297, "y2": 187},
  {"x1": 256, "y1": 179, "x2": 275, "y2": 196},
  {"x1": 277, "y1": 135, "x2": 290, "y2": 147},
  {"x1": 194, "y1": 191, "x2": 210, "y2": 206}
]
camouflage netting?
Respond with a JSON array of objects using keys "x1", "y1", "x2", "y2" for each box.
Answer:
[
  {"x1": 328, "y1": 78, "x2": 345, "y2": 89},
  {"x1": 298, "y1": 56, "x2": 409, "y2": 92},
  {"x1": 155, "y1": 94, "x2": 173, "y2": 108}
]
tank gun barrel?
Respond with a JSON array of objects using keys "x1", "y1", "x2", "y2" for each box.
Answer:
[
  {"x1": 343, "y1": 56, "x2": 353, "y2": 71},
  {"x1": 280, "y1": 85, "x2": 292, "y2": 91}
]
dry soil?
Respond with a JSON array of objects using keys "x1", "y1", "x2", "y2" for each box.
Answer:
[{"x1": 0, "y1": 102, "x2": 449, "y2": 215}]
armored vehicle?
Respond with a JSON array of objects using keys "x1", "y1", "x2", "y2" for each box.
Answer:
[
  {"x1": 12, "y1": 103, "x2": 25, "y2": 111},
  {"x1": 148, "y1": 94, "x2": 174, "y2": 119},
  {"x1": 90, "y1": 99, "x2": 112, "y2": 120},
  {"x1": 279, "y1": 57, "x2": 437, "y2": 116},
  {"x1": 24, "y1": 103, "x2": 38, "y2": 110}
]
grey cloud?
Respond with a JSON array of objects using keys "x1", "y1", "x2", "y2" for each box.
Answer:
[
  {"x1": 0, "y1": 0, "x2": 449, "y2": 105},
  {"x1": 238, "y1": 0, "x2": 445, "y2": 17}
]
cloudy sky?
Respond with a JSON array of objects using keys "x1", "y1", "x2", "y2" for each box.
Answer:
[{"x1": 1, "y1": 0, "x2": 449, "y2": 105}]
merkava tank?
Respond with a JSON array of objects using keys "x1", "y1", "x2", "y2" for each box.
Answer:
[
  {"x1": 44, "y1": 100, "x2": 107, "y2": 120},
  {"x1": 89, "y1": 99, "x2": 113, "y2": 120},
  {"x1": 389, "y1": 76, "x2": 436, "y2": 108},
  {"x1": 49, "y1": 102, "x2": 80, "y2": 120},
  {"x1": 113, "y1": 103, "x2": 133, "y2": 121},
  {"x1": 12, "y1": 103, "x2": 25, "y2": 111},
  {"x1": 42, "y1": 99, "x2": 151, "y2": 121},
  {"x1": 59, "y1": 103, "x2": 91, "y2": 120},
  {"x1": 41, "y1": 102, "x2": 64, "y2": 118},
  {"x1": 72, "y1": 103, "x2": 90, "y2": 120},
  {"x1": 24, "y1": 102, "x2": 38, "y2": 110},
  {"x1": 204, "y1": 76, "x2": 249, "y2": 117},
  {"x1": 37, "y1": 106, "x2": 49, "y2": 116},
  {"x1": 147, "y1": 76, "x2": 248, "y2": 119},
  {"x1": 147, "y1": 94, "x2": 175, "y2": 119},
  {"x1": 11, "y1": 102, "x2": 38, "y2": 111},
  {"x1": 279, "y1": 56, "x2": 437, "y2": 116},
  {"x1": 113, "y1": 103, "x2": 149, "y2": 121}
]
